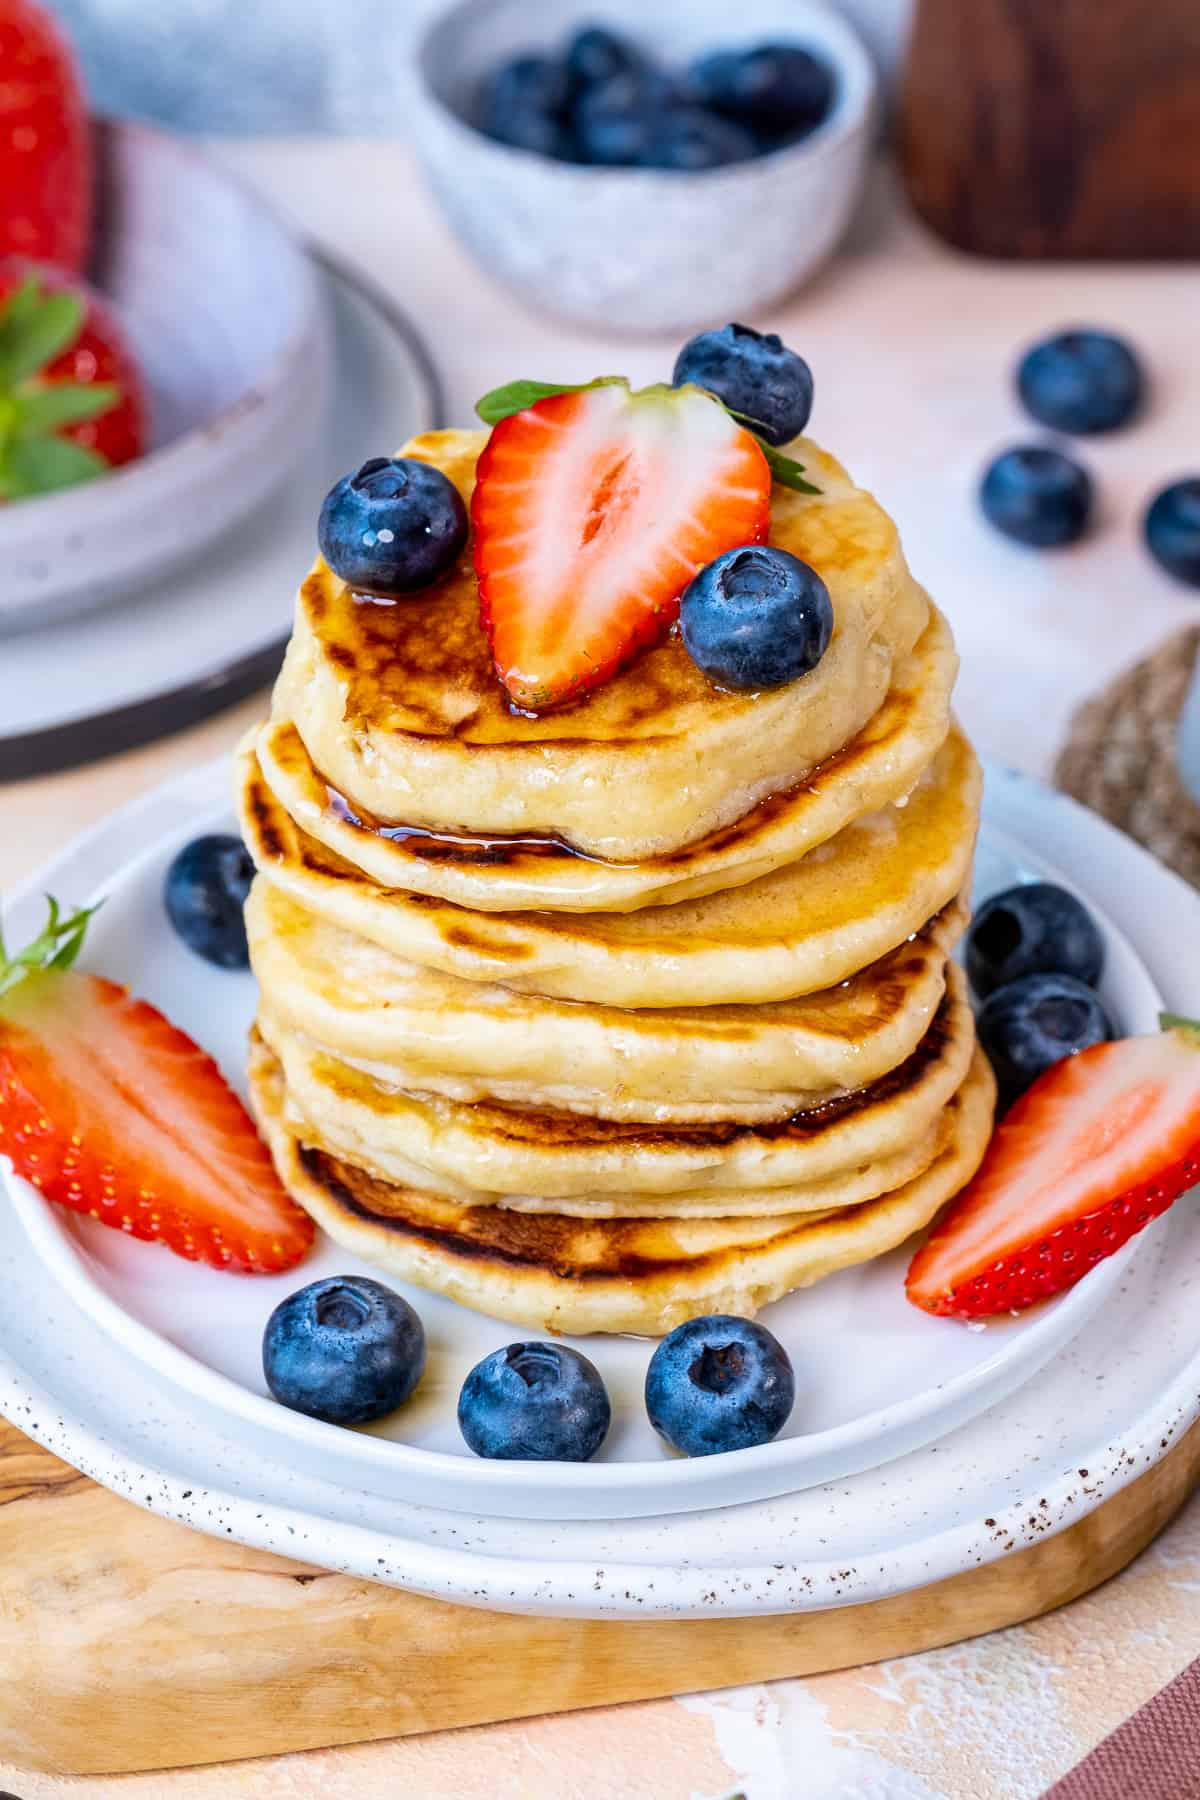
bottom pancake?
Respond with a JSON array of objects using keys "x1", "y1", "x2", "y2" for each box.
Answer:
[{"x1": 249, "y1": 1037, "x2": 996, "y2": 1336}]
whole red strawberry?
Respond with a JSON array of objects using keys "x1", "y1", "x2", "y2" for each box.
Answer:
[
  {"x1": 0, "y1": 0, "x2": 91, "y2": 270},
  {"x1": 0, "y1": 264, "x2": 147, "y2": 500}
]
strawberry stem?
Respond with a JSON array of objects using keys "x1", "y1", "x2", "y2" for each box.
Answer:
[{"x1": 0, "y1": 895, "x2": 103, "y2": 1003}]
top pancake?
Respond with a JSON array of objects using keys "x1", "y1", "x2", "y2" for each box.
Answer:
[
  {"x1": 274, "y1": 429, "x2": 929, "y2": 861},
  {"x1": 256, "y1": 603, "x2": 956, "y2": 915}
]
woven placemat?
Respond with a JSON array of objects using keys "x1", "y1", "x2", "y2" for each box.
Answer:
[{"x1": 1055, "y1": 626, "x2": 1200, "y2": 890}]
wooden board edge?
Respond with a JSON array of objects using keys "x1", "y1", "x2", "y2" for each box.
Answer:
[{"x1": 2, "y1": 1417, "x2": 1198, "y2": 1776}]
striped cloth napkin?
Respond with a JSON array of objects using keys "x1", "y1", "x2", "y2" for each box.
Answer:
[{"x1": 1044, "y1": 1657, "x2": 1200, "y2": 1799}]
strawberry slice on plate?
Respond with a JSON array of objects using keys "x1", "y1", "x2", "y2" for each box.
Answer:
[
  {"x1": 472, "y1": 379, "x2": 772, "y2": 710},
  {"x1": 907, "y1": 1021, "x2": 1200, "y2": 1319},
  {"x1": 0, "y1": 900, "x2": 313, "y2": 1273}
]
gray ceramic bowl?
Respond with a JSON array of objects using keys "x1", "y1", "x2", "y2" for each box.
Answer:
[
  {"x1": 0, "y1": 119, "x2": 331, "y2": 634},
  {"x1": 410, "y1": 0, "x2": 877, "y2": 335}
]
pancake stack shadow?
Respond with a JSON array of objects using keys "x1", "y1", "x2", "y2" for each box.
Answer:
[{"x1": 240, "y1": 430, "x2": 995, "y2": 1335}]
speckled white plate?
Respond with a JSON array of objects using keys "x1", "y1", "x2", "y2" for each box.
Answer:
[
  {"x1": 0, "y1": 755, "x2": 1167, "y2": 1530},
  {"x1": 0, "y1": 761, "x2": 1197, "y2": 1611}
]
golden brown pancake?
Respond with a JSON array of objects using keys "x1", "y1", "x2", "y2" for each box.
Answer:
[
  {"x1": 255, "y1": 603, "x2": 958, "y2": 914},
  {"x1": 240, "y1": 727, "x2": 980, "y2": 1009},
  {"x1": 272, "y1": 430, "x2": 930, "y2": 861},
  {"x1": 255, "y1": 968, "x2": 975, "y2": 1202},
  {"x1": 250, "y1": 1035, "x2": 996, "y2": 1336},
  {"x1": 246, "y1": 878, "x2": 967, "y2": 1124}
]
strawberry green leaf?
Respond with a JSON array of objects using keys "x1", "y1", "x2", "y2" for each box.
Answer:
[
  {"x1": 13, "y1": 382, "x2": 120, "y2": 436},
  {"x1": 476, "y1": 377, "x2": 621, "y2": 426},
  {"x1": 2, "y1": 434, "x2": 108, "y2": 498},
  {"x1": 0, "y1": 280, "x2": 84, "y2": 388},
  {"x1": 1160, "y1": 1013, "x2": 1200, "y2": 1039},
  {"x1": 0, "y1": 896, "x2": 103, "y2": 1002},
  {"x1": 755, "y1": 439, "x2": 821, "y2": 496}
]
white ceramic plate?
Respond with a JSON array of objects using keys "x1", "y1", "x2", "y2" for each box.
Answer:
[
  {"x1": 0, "y1": 247, "x2": 441, "y2": 780},
  {"x1": 0, "y1": 763, "x2": 1197, "y2": 1615},
  {"x1": 0, "y1": 761, "x2": 1161, "y2": 1522}
]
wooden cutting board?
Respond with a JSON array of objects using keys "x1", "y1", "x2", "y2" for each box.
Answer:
[{"x1": 3, "y1": 1416, "x2": 1199, "y2": 1778}]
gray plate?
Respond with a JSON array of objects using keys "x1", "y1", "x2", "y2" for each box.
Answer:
[{"x1": 0, "y1": 249, "x2": 442, "y2": 780}]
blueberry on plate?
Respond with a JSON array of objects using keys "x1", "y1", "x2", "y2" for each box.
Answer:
[
  {"x1": 164, "y1": 834, "x2": 254, "y2": 969},
  {"x1": 673, "y1": 322, "x2": 813, "y2": 446},
  {"x1": 458, "y1": 1342, "x2": 610, "y2": 1461},
  {"x1": 1145, "y1": 478, "x2": 1200, "y2": 589},
  {"x1": 1016, "y1": 328, "x2": 1143, "y2": 435},
  {"x1": 479, "y1": 54, "x2": 571, "y2": 157},
  {"x1": 640, "y1": 107, "x2": 756, "y2": 171},
  {"x1": 318, "y1": 456, "x2": 468, "y2": 595},
  {"x1": 646, "y1": 1314, "x2": 795, "y2": 1457},
  {"x1": 691, "y1": 43, "x2": 834, "y2": 136},
  {"x1": 967, "y1": 881, "x2": 1105, "y2": 999},
  {"x1": 263, "y1": 1276, "x2": 426, "y2": 1426},
  {"x1": 977, "y1": 972, "x2": 1113, "y2": 1108},
  {"x1": 565, "y1": 24, "x2": 643, "y2": 93},
  {"x1": 681, "y1": 545, "x2": 832, "y2": 691},
  {"x1": 979, "y1": 445, "x2": 1093, "y2": 549}
]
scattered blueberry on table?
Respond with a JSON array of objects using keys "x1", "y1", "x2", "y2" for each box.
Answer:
[
  {"x1": 1016, "y1": 328, "x2": 1144, "y2": 435},
  {"x1": 680, "y1": 545, "x2": 833, "y2": 692},
  {"x1": 979, "y1": 445, "x2": 1093, "y2": 548},
  {"x1": 977, "y1": 972, "x2": 1113, "y2": 1110},
  {"x1": 1145, "y1": 478, "x2": 1200, "y2": 589},
  {"x1": 477, "y1": 24, "x2": 835, "y2": 169},
  {"x1": 458, "y1": 1342, "x2": 611, "y2": 1461},
  {"x1": 164, "y1": 834, "x2": 255, "y2": 969},
  {"x1": 967, "y1": 882, "x2": 1105, "y2": 999},
  {"x1": 318, "y1": 456, "x2": 468, "y2": 595},
  {"x1": 673, "y1": 322, "x2": 813, "y2": 445},
  {"x1": 645, "y1": 1314, "x2": 795, "y2": 1456},
  {"x1": 263, "y1": 1275, "x2": 426, "y2": 1425}
]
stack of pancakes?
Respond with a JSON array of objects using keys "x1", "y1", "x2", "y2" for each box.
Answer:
[{"x1": 240, "y1": 431, "x2": 995, "y2": 1335}]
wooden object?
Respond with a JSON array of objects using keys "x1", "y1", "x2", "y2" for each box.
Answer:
[
  {"x1": 2, "y1": 1417, "x2": 1198, "y2": 1779},
  {"x1": 898, "y1": 0, "x2": 1200, "y2": 257}
]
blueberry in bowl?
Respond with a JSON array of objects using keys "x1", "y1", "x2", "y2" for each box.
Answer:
[
  {"x1": 691, "y1": 42, "x2": 835, "y2": 143},
  {"x1": 458, "y1": 1342, "x2": 611, "y2": 1461},
  {"x1": 263, "y1": 1276, "x2": 426, "y2": 1426},
  {"x1": 979, "y1": 446, "x2": 1093, "y2": 549},
  {"x1": 409, "y1": 0, "x2": 877, "y2": 333},
  {"x1": 1016, "y1": 328, "x2": 1143, "y2": 435},
  {"x1": 646, "y1": 1314, "x2": 795, "y2": 1456},
  {"x1": 164, "y1": 834, "x2": 255, "y2": 969},
  {"x1": 1145, "y1": 478, "x2": 1200, "y2": 589},
  {"x1": 479, "y1": 54, "x2": 573, "y2": 157},
  {"x1": 967, "y1": 882, "x2": 1105, "y2": 1000},
  {"x1": 977, "y1": 972, "x2": 1113, "y2": 1109}
]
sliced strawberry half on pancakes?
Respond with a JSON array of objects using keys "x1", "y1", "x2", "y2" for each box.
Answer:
[{"x1": 472, "y1": 380, "x2": 772, "y2": 710}]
